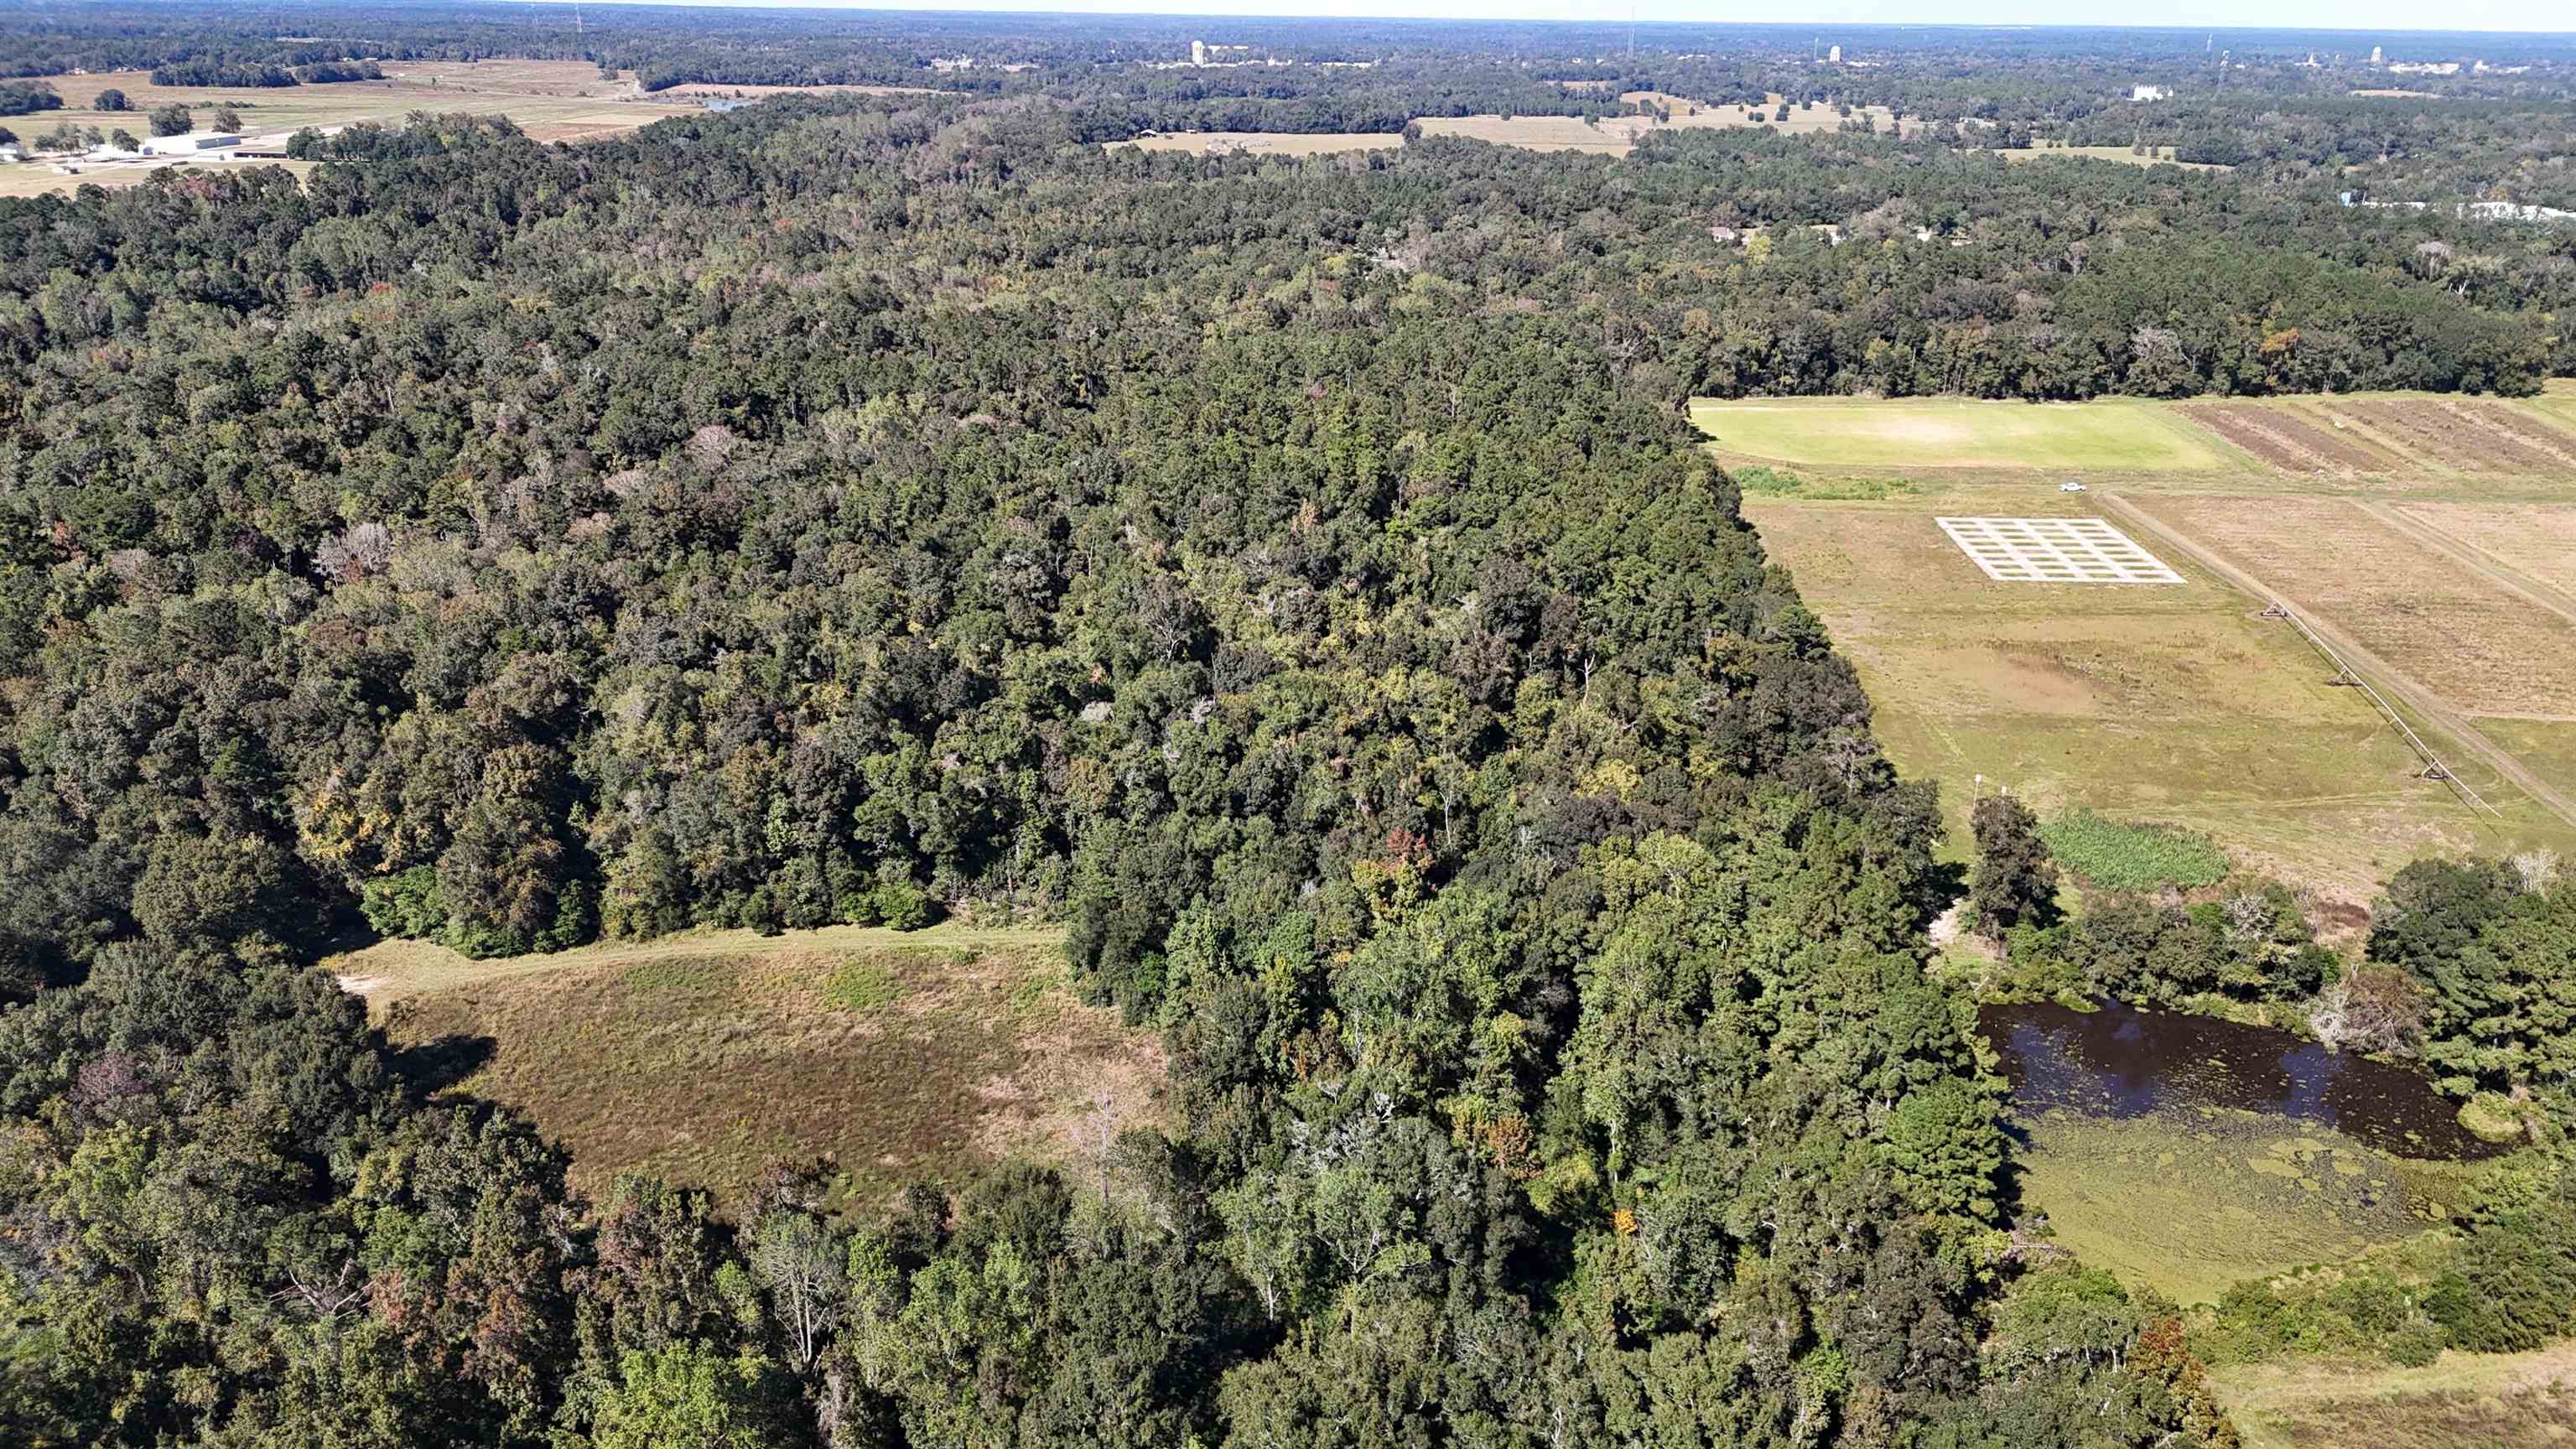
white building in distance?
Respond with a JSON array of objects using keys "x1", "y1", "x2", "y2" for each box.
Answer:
[
  {"x1": 2132, "y1": 85, "x2": 2171, "y2": 101},
  {"x1": 142, "y1": 132, "x2": 240, "y2": 156}
]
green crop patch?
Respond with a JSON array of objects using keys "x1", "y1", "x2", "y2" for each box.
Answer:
[
  {"x1": 1732, "y1": 465, "x2": 1917, "y2": 501},
  {"x1": 2042, "y1": 807, "x2": 2233, "y2": 891}
]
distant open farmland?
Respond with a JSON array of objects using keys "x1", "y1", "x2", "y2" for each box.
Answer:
[
  {"x1": 1692, "y1": 396, "x2": 2236, "y2": 471},
  {"x1": 0, "y1": 157, "x2": 319, "y2": 198},
  {"x1": 1416, "y1": 90, "x2": 1915, "y2": 156},
  {"x1": 336, "y1": 922, "x2": 1160, "y2": 1208},
  {"x1": 0, "y1": 59, "x2": 880, "y2": 194},
  {"x1": 1411, "y1": 113, "x2": 1644, "y2": 153}
]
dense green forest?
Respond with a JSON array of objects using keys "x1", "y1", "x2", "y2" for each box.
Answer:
[
  {"x1": 0, "y1": 91, "x2": 2264, "y2": 1447},
  {"x1": 0, "y1": 7, "x2": 2571, "y2": 1443}
]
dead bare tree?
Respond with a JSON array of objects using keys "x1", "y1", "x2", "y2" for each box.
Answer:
[
  {"x1": 749, "y1": 1209, "x2": 851, "y2": 1376},
  {"x1": 2512, "y1": 848, "x2": 2559, "y2": 894},
  {"x1": 2309, "y1": 965, "x2": 2425, "y2": 1056}
]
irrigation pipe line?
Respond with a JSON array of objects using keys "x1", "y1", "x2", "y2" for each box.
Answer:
[{"x1": 2264, "y1": 601, "x2": 2501, "y2": 818}]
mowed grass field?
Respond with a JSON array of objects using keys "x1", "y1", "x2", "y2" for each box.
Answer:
[
  {"x1": 1691, "y1": 397, "x2": 2241, "y2": 471},
  {"x1": 333, "y1": 922, "x2": 1161, "y2": 1210},
  {"x1": 1711, "y1": 388, "x2": 2576, "y2": 903}
]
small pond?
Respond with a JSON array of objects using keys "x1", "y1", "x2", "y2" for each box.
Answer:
[{"x1": 1978, "y1": 1000, "x2": 2509, "y2": 1161}]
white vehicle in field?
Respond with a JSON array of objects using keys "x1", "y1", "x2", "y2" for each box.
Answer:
[{"x1": 2059, "y1": 480, "x2": 2088, "y2": 492}]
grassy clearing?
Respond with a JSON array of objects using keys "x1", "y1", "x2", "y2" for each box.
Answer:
[
  {"x1": 2214, "y1": 1339, "x2": 2576, "y2": 1449},
  {"x1": 2468, "y1": 717, "x2": 2576, "y2": 809},
  {"x1": 1692, "y1": 396, "x2": 2239, "y2": 471},
  {"x1": 2041, "y1": 806, "x2": 2233, "y2": 891},
  {"x1": 332, "y1": 922, "x2": 1159, "y2": 1210}
]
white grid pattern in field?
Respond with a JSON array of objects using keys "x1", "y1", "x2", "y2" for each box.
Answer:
[{"x1": 1935, "y1": 517, "x2": 2185, "y2": 585}]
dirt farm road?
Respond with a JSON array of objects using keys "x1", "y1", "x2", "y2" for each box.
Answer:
[{"x1": 2102, "y1": 493, "x2": 2576, "y2": 833}]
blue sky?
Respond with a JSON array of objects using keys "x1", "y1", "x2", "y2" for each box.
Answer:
[{"x1": 584, "y1": 1, "x2": 2570, "y2": 33}]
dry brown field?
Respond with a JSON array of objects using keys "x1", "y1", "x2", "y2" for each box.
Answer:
[
  {"x1": 1411, "y1": 113, "x2": 1646, "y2": 154},
  {"x1": 2388, "y1": 501, "x2": 2576, "y2": 589},
  {"x1": 2180, "y1": 401, "x2": 2404, "y2": 474},
  {"x1": 2128, "y1": 495, "x2": 2576, "y2": 719}
]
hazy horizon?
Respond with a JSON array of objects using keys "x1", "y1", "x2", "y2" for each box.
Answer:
[{"x1": 542, "y1": 1, "x2": 2573, "y2": 40}]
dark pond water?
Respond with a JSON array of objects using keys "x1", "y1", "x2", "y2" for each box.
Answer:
[{"x1": 1978, "y1": 1000, "x2": 2509, "y2": 1161}]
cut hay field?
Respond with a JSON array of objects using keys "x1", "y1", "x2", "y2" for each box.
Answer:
[
  {"x1": 2127, "y1": 495, "x2": 2576, "y2": 719},
  {"x1": 1693, "y1": 396, "x2": 2241, "y2": 472},
  {"x1": 1110, "y1": 131, "x2": 1401, "y2": 156},
  {"x1": 333, "y1": 922, "x2": 1160, "y2": 1210}
]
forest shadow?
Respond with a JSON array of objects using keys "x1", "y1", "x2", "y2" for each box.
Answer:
[{"x1": 385, "y1": 1032, "x2": 498, "y2": 1097}]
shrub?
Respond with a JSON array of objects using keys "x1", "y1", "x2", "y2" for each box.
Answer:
[
  {"x1": 871, "y1": 882, "x2": 937, "y2": 932},
  {"x1": 2426, "y1": 1223, "x2": 2576, "y2": 1353}
]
